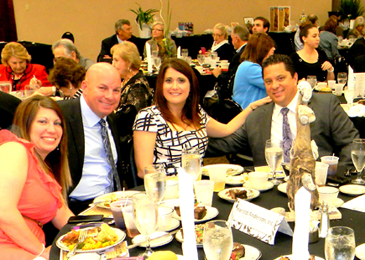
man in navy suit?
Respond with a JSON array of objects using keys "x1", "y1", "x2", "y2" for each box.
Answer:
[
  {"x1": 97, "y1": 19, "x2": 139, "y2": 62},
  {"x1": 59, "y1": 63, "x2": 125, "y2": 214}
]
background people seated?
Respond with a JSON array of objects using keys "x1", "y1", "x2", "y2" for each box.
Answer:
[
  {"x1": 58, "y1": 63, "x2": 126, "y2": 214},
  {"x1": 252, "y1": 16, "x2": 270, "y2": 34},
  {"x1": 348, "y1": 29, "x2": 365, "y2": 68},
  {"x1": 48, "y1": 57, "x2": 86, "y2": 99},
  {"x1": 143, "y1": 21, "x2": 177, "y2": 61},
  {"x1": 111, "y1": 42, "x2": 153, "y2": 112},
  {"x1": 52, "y1": 39, "x2": 94, "y2": 71},
  {"x1": 133, "y1": 58, "x2": 270, "y2": 178},
  {"x1": 0, "y1": 42, "x2": 52, "y2": 91},
  {"x1": 347, "y1": 16, "x2": 365, "y2": 39},
  {"x1": 207, "y1": 54, "x2": 358, "y2": 167},
  {"x1": 97, "y1": 19, "x2": 138, "y2": 62},
  {"x1": 290, "y1": 24, "x2": 334, "y2": 82},
  {"x1": 210, "y1": 23, "x2": 234, "y2": 61},
  {"x1": 0, "y1": 95, "x2": 74, "y2": 259},
  {"x1": 319, "y1": 18, "x2": 340, "y2": 63},
  {"x1": 232, "y1": 33, "x2": 275, "y2": 109},
  {"x1": 294, "y1": 14, "x2": 319, "y2": 51}
]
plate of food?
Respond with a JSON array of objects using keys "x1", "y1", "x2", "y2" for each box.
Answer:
[
  {"x1": 231, "y1": 243, "x2": 262, "y2": 260},
  {"x1": 56, "y1": 223, "x2": 126, "y2": 252},
  {"x1": 226, "y1": 173, "x2": 249, "y2": 186},
  {"x1": 175, "y1": 224, "x2": 204, "y2": 247},
  {"x1": 339, "y1": 184, "x2": 365, "y2": 196},
  {"x1": 218, "y1": 188, "x2": 260, "y2": 203},
  {"x1": 173, "y1": 205, "x2": 219, "y2": 223},
  {"x1": 274, "y1": 255, "x2": 324, "y2": 260},
  {"x1": 254, "y1": 166, "x2": 286, "y2": 179},
  {"x1": 202, "y1": 164, "x2": 244, "y2": 177},
  {"x1": 92, "y1": 190, "x2": 141, "y2": 208}
]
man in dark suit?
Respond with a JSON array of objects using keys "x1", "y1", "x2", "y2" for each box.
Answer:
[
  {"x1": 353, "y1": 54, "x2": 365, "y2": 72},
  {"x1": 59, "y1": 63, "x2": 125, "y2": 214},
  {"x1": 206, "y1": 54, "x2": 358, "y2": 167},
  {"x1": 0, "y1": 91, "x2": 21, "y2": 130},
  {"x1": 212, "y1": 25, "x2": 249, "y2": 99},
  {"x1": 97, "y1": 19, "x2": 139, "y2": 62},
  {"x1": 348, "y1": 36, "x2": 365, "y2": 68}
]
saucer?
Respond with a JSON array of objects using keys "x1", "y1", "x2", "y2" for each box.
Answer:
[
  {"x1": 157, "y1": 218, "x2": 180, "y2": 232},
  {"x1": 339, "y1": 184, "x2": 365, "y2": 196},
  {"x1": 132, "y1": 231, "x2": 173, "y2": 248},
  {"x1": 243, "y1": 181, "x2": 274, "y2": 192}
]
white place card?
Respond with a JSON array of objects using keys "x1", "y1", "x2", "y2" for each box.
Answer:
[
  {"x1": 341, "y1": 194, "x2": 365, "y2": 212},
  {"x1": 354, "y1": 73, "x2": 365, "y2": 98},
  {"x1": 178, "y1": 168, "x2": 198, "y2": 260},
  {"x1": 146, "y1": 42, "x2": 153, "y2": 73},
  {"x1": 227, "y1": 199, "x2": 293, "y2": 245}
]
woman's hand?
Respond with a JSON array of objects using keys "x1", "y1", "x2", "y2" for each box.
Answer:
[
  {"x1": 250, "y1": 96, "x2": 272, "y2": 110},
  {"x1": 33, "y1": 87, "x2": 54, "y2": 97},
  {"x1": 321, "y1": 61, "x2": 333, "y2": 72}
]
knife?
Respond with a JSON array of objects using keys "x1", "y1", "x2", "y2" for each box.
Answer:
[{"x1": 126, "y1": 229, "x2": 179, "y2": 249}]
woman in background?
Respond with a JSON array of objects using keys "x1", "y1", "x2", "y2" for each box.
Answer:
[
  {"x1": 143, "y1": 21, "x2": 177, "y2": 61},
  {"x1": 0, "y1": 42, "x2": 52, "y2": 91},
  {"x1": 348, "y1": 16, "x2": 365, "y2": 39},
  {"x1": 319, "y1": 18, "x2": 340, "y2": 64},
  {"x1": 48, "y1": 57, "x2": 86, "y2": 99},
  {"x1": 112, "y1": 41, "x2": 153, "y2": 112},
  {"x1": 290, "y1": 24, "x2": 334, "y2": 82},
  {"x1": 0, "y1": 96, "x2": 73, "y2": 260},
  {"x1": 210, "y1": 23, "x2": 234, "y2": 61},
  {"x1": 232, "y1": 33, "x2": 275, "y2": 109},
  {"x1": 133, "y1": 58, "x2": 270, "y2": 178}
]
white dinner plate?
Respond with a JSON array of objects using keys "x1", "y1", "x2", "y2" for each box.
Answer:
[
  {"x1": 239, "y1": 244, "x2": 262, "y2": 260},
  {"x1": 56, "y1": 227, "x2": 126, "y2": 253},
  {"x1": 202, "y1": 164, "x2": 244, "y2": 177},
  {"x1": 132, "y1": 231, "x2": 173, "y2": 248},
  {"x1": 157, "y1": 218, "x2": 180, "y2": 232},
  {"x1": 243, "y1": 181, "x2": 274, "y2": 192},
  {"x1": 226, "y1": 174, "x2": 247, "y2": 185},
  {"x1": 277, "y1": 183, "x2": 287, "y2": 194},
  {"x1": 92, "y1": 190, "x2": 141, "y2": 208},
  {"x1": 274, "y1": 255, "x2": 324, "y2": 260},
  {"x1": 356, "y1": 243, "x2": 365, "y2": 260},
  {"x1": 339, "y1": 184, "x2": 365, "y2": 196},
  {"x1": 69, "y1": 253, "x2": 101, "y2": 260},
  {"x1": 218, "y1": 188, "x2": 260, "y2": 203},
  {"x1": 172, "y1": 206, "x2": 219, "y2": 223}
]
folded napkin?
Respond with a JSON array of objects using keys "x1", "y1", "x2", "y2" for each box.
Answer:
[
  {"x1": 347, "y1": 104, "x2": 365, "y2": 117},
  {"x1": 292, "y1": 187, "x2": 311, "y2": 260},
  {"x1": 146, "y1": 42, "x2": 153, "y2": 73},
  {"x1": 177, "y1": 46, "x2": 181, "y2": 58},
  {"x1": 341, "y1": 194, "x2": 365, "y2": 212},
  {"x1": 178, "y1": 168, "x2": 198, "y2": 260}
]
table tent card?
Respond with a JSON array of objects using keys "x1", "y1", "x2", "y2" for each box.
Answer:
[
  {"x1": 354, "y1": 72, "x2": 365, "y2": 98},
  {"x1": 146, "y1": 42, "x2": 153, "y2": 73},
  {"x1": 227, "y1": 199, "x2": 293, "y2": 245},
  {"x1": 178, "y1": 168, "x2": 198, "y2": 260},
  {"x1": 341, "y1": 194, "x2": 365, "y2": 212}
]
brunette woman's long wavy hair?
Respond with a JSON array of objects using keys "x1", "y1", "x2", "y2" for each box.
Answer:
[
  {"x1": 240, "y1": 33, "x2": 275, "y2": 66},
  {"x1": 11, "y1": 95, "x2": 72, "y2": 200},
  {"x1": 154, "y1": 58, "x2": 201, "y2": 129}
]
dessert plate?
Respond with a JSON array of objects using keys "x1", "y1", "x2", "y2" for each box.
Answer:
[
  {"x1": 92, "y1": 191, "x2": 141, "y2": 208},
  {"x1": 339, "y1": 184, "x2": 365, "y2": 196},
  {"x1": 277, "y1": 183, "x2": 287, "y2": 194},
  {"x1": 218, "y1": 187, "x2": 260, "y2": 203},
  {"x1": 172, "y1": 206, "x2": 219, "y2": 223},
  {"x1": 202, "y1": 164, "x2": 244, "y2": 177},
  {"x1": 243, "y1": 181, "x2": 274, "y2": 192},
  {"x1": 132, "y1": 231, "x2": 173, "y2": 248}
]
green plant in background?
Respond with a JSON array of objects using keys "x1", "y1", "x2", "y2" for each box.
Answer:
[
  {"x1": 130, "y1": 3, "x2": 158, "y2": 30},
  {"x1": 338, "y1": 0, "x2": 365, "y2": 19}
]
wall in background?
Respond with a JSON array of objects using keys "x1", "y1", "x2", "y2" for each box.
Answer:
[{"x1": 13, "y1": 0, "x2": 333, "y2": 62}]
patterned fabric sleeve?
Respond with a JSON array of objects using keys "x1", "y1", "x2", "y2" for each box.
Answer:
[{"x1": 133, "y1": 106, "x2": 159, "y2": 132}]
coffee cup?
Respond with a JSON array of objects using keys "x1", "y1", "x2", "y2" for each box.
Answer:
[
  {"x1": 248, "y1": 172, "x2": 268, "y2": 189},
  {"x1": 320, "y1": 156, "x2": 339, "y2": 177}
]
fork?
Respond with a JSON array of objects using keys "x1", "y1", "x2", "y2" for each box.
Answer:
[{"x1": 67, "y1": 230, "x2": 87, "y2": 258}]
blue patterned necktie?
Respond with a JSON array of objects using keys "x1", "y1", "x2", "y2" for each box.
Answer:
[
  {"x1": 99, "y1": 119, "x2": 122, "y2": 191},
  {"x1": 281, "y1": 108, "x2": 293, "y2": 163}
]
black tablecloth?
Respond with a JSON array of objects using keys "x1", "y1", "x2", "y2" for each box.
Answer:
[{"x1": 50, "y1": 173, "x2": 365, "y2": 260}]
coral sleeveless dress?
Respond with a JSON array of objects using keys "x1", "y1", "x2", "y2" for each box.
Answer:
[{"x1": 0, "y1": 130, "x2": 64, "y2": 260}]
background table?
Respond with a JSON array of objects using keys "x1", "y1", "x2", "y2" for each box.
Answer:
[{"x1": 50, "y1": 175, "x2": 365, "y2": 260}]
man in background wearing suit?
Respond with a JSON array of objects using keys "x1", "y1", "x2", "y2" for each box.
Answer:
[
  {"x1": 59, "y1": 63, "x2": 124, "y2": 214},
  {"x1": 206, "y1": 54, "x2": 358, "y2": 168},
  {"x1": 97, "y1": 19, "x2": 139, "y2": 62}
]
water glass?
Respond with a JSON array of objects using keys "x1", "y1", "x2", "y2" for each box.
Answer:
[
  {"x1": 338, "y1": 72, "x2": 348, "y2": 86},
  {"x1": 325, "y1": 226, "x2": 355, "y2": 260},
  {"x1": 144, "y1": 166, "x2": 166, "y2": 203},
  {"x1": 0, "y1": 81, "x2": 11, "y2": 93},
  {"x1": 181, "y1": 148, "x2": 201, "y2": 181},
  {"x1": 194, "y1": 180, "x2": 214, "y2": 206},
  {"x1": 153, "y1": 57, "x2": 162, "y2": 71},
  {"x1": 181, "y1": 49, "x2": 188, "y2": 58},
  {"x1": 203, "y1": 220, "x2": 233, "y2": 260},
  {"x1": 307, "y1": 75, "x2": 317, "y2": 88},
  {"x1": 152, "y1": 50, "x2": 159, "y2": 58},
  {"x1": 265, "y1": 139, "x2": 284, "y2": 185},
  {"x1": 351, "y1": 139, "x2": 365, "y2": 184},
  {"x1": 197, "y1": 54, "x2": 205, "y2": 65}
]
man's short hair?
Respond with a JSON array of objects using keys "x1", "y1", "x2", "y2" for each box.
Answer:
[
  {"x1": 255, "y1": 16, "x2": 270, "y2": 32},
  {"x1": 52, "y1": 39, "x2": 81, "y2": 60},
  {"x1": 262, "y1": 54, "x2": 296, "y2": 77},
  {"x1": 307, "y1": 14, "x2": 318, "y2": 25},
  {"x1": 233, "y1": 25, "x2": 249, "y2": 41},
  {"x1": 115, "y1": 19, "x2": 131, "y2": 33}
]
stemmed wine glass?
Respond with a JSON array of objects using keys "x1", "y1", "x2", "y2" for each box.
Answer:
[
  {"x1": 265, "y1": 139, "x2": 284, "y2": 185},
  {"x1": 325, "y1": 226, "x2": 355, "y2": 260},
  {"x1": 337, "y1": 72, "x2": 348, "y2": 86},
  {"x1": 307, "y1": 75, "x2": 317, "y2": 89},
  {"x1": 197, "y1": 54, "x2": 205, "y2": 66},
  {"x1": 351, "y1": 139, "x2": 365, "y2": 184},
  {"x1": 144, "y1": 165, "x2": 166, "y2": 203},
  {"x1": 133, "y1": 193, "x2": 158, "y2": 259},
  {"x1": 203, "y1": 220, "x2": 233, "y2": 260},
  {"x1": 344, "y1": 87, "x2": 355, "y2": 107},
  {"x1": 153, "y1": 57, "x2": 161, "y2": 72},
  {"x1": 181, "y1": 147, "x2": 201, "y2": 181}
]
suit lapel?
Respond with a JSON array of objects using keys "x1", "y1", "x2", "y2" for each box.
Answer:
[{"x1": 260, "y1": 103, "x2": 274, "y2": 143}]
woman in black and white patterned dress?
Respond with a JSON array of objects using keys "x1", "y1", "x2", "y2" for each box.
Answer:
[{"x1": 133, "y1": 58, "x2": 271, "y2": 178}]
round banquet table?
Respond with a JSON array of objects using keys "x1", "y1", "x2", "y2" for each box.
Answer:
[{"x1": 50, "y1": 173, "x2": 365, "y2": 260}]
